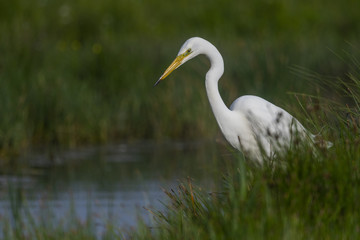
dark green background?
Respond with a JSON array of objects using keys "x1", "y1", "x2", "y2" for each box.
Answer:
[{"x1": 1, "y1": 0, "x2": 359, "y2": 154}]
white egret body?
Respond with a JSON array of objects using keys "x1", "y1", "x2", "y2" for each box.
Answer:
[{"x1": 156, "y1": 37, "x2": 329, "y2": 163}]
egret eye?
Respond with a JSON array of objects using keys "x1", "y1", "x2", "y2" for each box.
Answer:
[{"x1": 184, "y1": 48, "x2": 192, "y2": 56}]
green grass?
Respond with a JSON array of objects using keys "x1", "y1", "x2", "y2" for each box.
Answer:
[{"x1": 131, "y1": 145, "x2": 360, "y2": 239}]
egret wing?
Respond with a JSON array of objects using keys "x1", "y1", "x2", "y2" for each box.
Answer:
[{"x1": 230, "y1": 95, "x2": 309, "y2": 151}]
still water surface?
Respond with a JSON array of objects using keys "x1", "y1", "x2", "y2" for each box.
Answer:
[{"x1": 0, "y1": 140, "x2": 234, "y2": 234}]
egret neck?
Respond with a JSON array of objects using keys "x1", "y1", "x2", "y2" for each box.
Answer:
[{"x1": 202, "y1": 40, "x2": 231, "y2": 132}]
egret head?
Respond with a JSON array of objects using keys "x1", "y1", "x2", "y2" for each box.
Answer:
[{"x1": 155, "y1": 37, "x2": 203, "y2": 86}]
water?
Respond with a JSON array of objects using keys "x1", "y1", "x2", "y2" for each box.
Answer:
[{"x1": 0, "y1": 140, "x2": 232, "y2": 236}]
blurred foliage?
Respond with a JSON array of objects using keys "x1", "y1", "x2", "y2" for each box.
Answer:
[{"x1": 0, "y1": 0, "x2": 360, "y2": 155}]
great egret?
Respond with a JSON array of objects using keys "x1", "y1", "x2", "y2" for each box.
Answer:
[{"x1": 155, "y1": 37, "x2": 330, "y2": 163}]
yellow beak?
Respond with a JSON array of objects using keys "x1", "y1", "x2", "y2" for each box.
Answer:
[{"x1": 154, "y1": 55, "x2": 185, "y2": 86}]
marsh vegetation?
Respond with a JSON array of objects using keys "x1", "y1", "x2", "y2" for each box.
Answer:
[{"x1": 0, "y1": 0, "x2": 360, "y2": 239}]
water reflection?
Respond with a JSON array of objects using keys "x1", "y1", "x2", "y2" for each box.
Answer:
[{"x1": 0, "y1": 140, "x2": 234, "y2": 234}]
